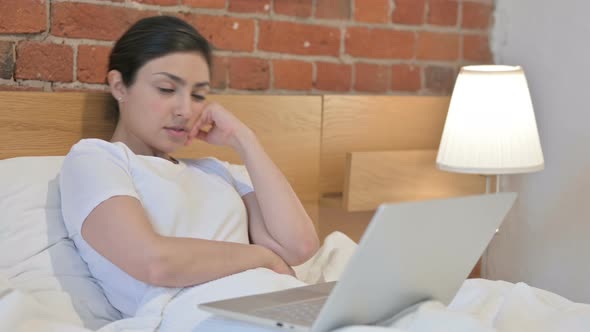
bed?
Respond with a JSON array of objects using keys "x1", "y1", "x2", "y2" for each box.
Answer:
[{"x1": 1, "y1": 91, "x2": 588, "y2": 332}]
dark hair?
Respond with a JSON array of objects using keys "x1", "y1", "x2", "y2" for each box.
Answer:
[
  {"x1": 109, "y1": 15, "x2": 212, "y2": 87},
  {"x1": 107, "y1": 16, "x2": 212, "y2": 120}
]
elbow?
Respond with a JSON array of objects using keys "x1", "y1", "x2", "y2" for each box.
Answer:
[
  {"x1": 290, "y1": 220, "x2": 321, "y2": 266},
  {"x1": 302, "y1": 234, "x2": 321, "y2": 261},
  {"x1": 290, "y1": 234, "x2": 320, "y2": 266},
  {"x1": 143, "y1": 243, "x2": 176, "y2": 287},
  {"x1": 145, "y1": 257, "x2": 173, "y2": 287}
]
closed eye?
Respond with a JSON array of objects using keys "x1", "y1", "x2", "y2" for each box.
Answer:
[
  {"x1": 158, "y1": 87, "x2": 175, "y2": 94},
  {"x1": 192, "y1": 94, "x2": 206, "y2": 102}
]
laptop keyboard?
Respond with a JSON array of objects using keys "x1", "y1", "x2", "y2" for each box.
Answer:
[{"x1": 251, "y1": 297, "x2": 327, "y2": 326}]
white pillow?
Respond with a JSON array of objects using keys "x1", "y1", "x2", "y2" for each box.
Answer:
[{"x1": 0, "y1": 156, "x2": 122, "y2": 329}]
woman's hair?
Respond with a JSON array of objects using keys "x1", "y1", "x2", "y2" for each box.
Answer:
[
  {"x1": 109, "y1": 15, "x2": 212, "y2": 86},
  {"x1": 107, "y1": 16, "x2": 212, "y2": 118}
]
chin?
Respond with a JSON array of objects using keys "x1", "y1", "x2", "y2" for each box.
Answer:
[
  {"x1": 153, "y1": 130, "x2": 189, "y2": 153},
  {"x1": 164, "y1": 142, "x2": 183, "y2": 154},
  {"x1": 153, "y1": 139, "x2": 184, "y2": 155}
]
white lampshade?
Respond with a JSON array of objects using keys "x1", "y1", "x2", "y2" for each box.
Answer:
[{"x1": 436, "y1": 65, "x2": 544, "y2": 174}]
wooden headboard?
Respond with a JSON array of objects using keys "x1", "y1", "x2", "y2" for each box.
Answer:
[
  {"x1": 320, "y1": 95, "x2": 485, "y2": 213},
  {"x1": 0, "y1": 92, "x2": 322, "y2": 226},
  {"x1": 321, "y1": 95, "x2": 451, "y2": 194},
  {"x1": 0, "y1": 91, "x2": 485, "y2": 245},
  {"x1": 0, "y1": 91, "x2": 488, "y2": 277}
]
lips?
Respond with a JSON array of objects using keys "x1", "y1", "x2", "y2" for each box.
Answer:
[
  {"x1": 164, "y1": 126, "x2": 189, "y2": 138},
  {"x1": 164, "y1": 126, "x2": 186, "y2": 132}
]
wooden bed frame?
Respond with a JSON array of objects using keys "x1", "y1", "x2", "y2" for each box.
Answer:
[{"x1": 0, "y1": 91, "x2": 485, "y2": 276}]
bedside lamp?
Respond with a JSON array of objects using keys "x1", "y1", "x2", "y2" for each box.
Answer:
[{"x1": 436, "y1": 65, "x2": 544, "y2": 193}]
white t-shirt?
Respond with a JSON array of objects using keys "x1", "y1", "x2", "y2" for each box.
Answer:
[{"x1": 59, "y1": 138, "x2": 254, "y2": 317}]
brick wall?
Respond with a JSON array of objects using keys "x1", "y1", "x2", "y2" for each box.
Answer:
[{"x1": 0, "y1": 0, "x2": 494, "y2": 94}]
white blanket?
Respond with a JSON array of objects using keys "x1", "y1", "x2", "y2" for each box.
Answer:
[{"x1": 1, "y1": 232, "x2": 589, "y2": 332}]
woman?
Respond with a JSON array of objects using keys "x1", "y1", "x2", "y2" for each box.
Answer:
[{"x1": 59, "y1": 15, "x2": 319, "y2": 318}]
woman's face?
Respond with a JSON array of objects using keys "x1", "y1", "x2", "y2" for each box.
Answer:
[{"x1": 118, "y1": 52, "x2": 210, "y2": 155}]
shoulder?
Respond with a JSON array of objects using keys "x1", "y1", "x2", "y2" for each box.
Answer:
[
  {"x1": 62, "y1": 139, "x2": 135, "y2": 174},
  {"x1": 67, "y1": 139, "x2": 130, "y2": 159},
  {"x1": 64, "y1": 139, "x2": 136, "y2": 166}
]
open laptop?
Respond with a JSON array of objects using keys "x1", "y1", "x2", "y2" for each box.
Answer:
[{"x1": 199, "y1": 193, "x2": 517, "y2": 332}]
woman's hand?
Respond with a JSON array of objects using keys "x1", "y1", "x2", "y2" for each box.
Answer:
[
  {"x1": 257, "y1": 245, "x2": 296, "y2": 277},
  {"x1": 185, "y1": 102, "x2": 252, "y2": 150}
]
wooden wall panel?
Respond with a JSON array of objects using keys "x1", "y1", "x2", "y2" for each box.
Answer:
[{"x1": 321, "y1": 95, "x2": 450, "y2": 194}]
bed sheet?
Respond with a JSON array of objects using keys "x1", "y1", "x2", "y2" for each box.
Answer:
[{"x1": 1, "y1": 232, "x2": 589, "y2": 332}]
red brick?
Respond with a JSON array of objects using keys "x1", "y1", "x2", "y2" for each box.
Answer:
[
  {"x1": 132, "y1": 0, "x2": 178, "y2": 5},
  {"x1": 16, "y1": 42, "x2": 73, "y2": 82},
  {"x1": 51, "y1": 3, "x2": 154, "y2": 41},
  {"x1": 392, "y1": 0, "x2": 425, "y2": 25},
  {"x1": 391, "y1": 64, "x2": 420, "y2": 92},
  {"x1": 355, "y1": 0, "x2": 390, "y2": 23},
  {"x1": 0, "y1": 41, "x2": 14, "y2": 79},
  {"x1": 316, "y1": 0, "x2": 351, "y2": 20},
  {"x1": 211, "y1": 55, "x2": 228, "y2": 89},
  {"x1": 274, "y1": 0, "x2": 312, "y2": 17},
  {"x1": 428, "y1": 0, "x2": 458, "y2": 26},
  {"x1": 346, "y1": 27, "x2": 414, "y2": 59},
  {"x1": 0, "y1": 85, "x2": 44, "y2": 91},
  {"x1": 272, "y1": 60, "x2": 312, "y2": 90},
  {"x1": 463, "y1": 35, "x2": 492, "y2": 62},
  {"x1": 182, "y1": 0, "x2": 226, "y2": 8},
  {"x1": 228, "y1": 57, "x2": 269, "y2": 90},
  {"x1": 182, "y1": 14, "x2": 255, "y2": 52},
  {"x1": 425, "y1": 65, "x2": 455, "y2": 94},
  {"x1": 462, "y1": 2, "x2": 493, "y2": 29},
  {"x1": 259, "y1": 21, "x2": 340, "y2": 56},
  {"x1": 0, "y1": 0, "x2": 46, "y2": 34},
  {"x1": 417, "y1": 32, "x2": 459, "y2": 61},
  {"x1": 315, "y1": 62, "x2": 351, "y2": 92},
  {"x1": 77, "y1": 45, "x2": 111, "y2": 84},
  {"x1": 355, "y1": 63, "x2": 389, "y2": 93},
  {"x1": 229, "y1": 0, "x2": 271, "y2": 13}
]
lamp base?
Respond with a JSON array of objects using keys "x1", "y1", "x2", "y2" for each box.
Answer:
[
  {"x1": 482, "y1": 173, "x2": 501, "y2": 278},
  {"x1": 485, "y1": 174, "x2": 501, "y2": 194}
]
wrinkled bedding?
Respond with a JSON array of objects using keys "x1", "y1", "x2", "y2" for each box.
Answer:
[{"x1": 1, "y1": 232, "x2": 589, "y2": 332}]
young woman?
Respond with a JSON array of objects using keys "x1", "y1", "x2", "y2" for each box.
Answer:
[{"x1": 59, "y1": 15, "x2": 319, "y2": 317}]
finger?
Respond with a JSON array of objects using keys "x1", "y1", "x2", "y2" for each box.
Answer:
[
  {"x1": 188, "y1": 121, "x2": 197, "y2": 137},
  {"x1": 190, "y1": 118, "x2": 202, "y2": 138},
  {"x1": 192, "y1": 109, "x2": 212, "y2": 137},
  {"x1": 195, "y1": 130, "x2": 208, "y2": 141},
  {"x1": 190, "y1": 110, "x2": 206, "y2": 137}
]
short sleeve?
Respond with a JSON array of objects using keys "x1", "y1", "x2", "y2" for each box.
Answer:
[
  {"x1": 60, "y1": 140, "x2": 140, "y2": 237},
  {"x1": 225, "y1": 163, "x2": 255, "y2": 196},
  {"x1": 186, "y1": 158, "x2": 254, "y2": 197}
]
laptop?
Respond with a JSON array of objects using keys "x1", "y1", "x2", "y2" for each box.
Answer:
[{"x1": 199, "y1": 193, "x2": 517, "y2": 332}]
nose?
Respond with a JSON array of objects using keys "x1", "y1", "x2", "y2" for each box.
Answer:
[{"x1": 174, "y1": 93, "x2": 192, "y2": 119}]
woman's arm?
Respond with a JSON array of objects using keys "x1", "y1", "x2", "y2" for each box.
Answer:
[
  {"x1": 188, "y1": 103, "x2": 320, "y2": 266},
  {"x1": 81, "y1": 195, "x2": 294, "y2": 288},
  {"x1": 237, "y1": 131, "x2": 319, "y2": 266}
]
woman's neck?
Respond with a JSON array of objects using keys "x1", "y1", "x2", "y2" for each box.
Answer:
[{"x1": 110, "y1": 124, "x2": 175, "y2": 163}]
